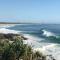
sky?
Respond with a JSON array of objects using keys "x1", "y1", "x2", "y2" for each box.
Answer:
[{"x1": 0, "y1": 0, "x2": 60, "y2": 23}]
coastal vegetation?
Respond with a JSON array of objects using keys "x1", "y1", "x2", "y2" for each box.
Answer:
[{"x1": 0, "y1": 33, "x2": 46, "y2": 60}]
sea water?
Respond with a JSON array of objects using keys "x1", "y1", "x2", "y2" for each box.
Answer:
[{"x1": 3, "y1": 23, "x2": 60, "y2": 60}]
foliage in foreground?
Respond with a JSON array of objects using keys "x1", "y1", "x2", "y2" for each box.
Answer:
[{"x1": 0, "y1": 37, "x2": 46, "y2": 60}]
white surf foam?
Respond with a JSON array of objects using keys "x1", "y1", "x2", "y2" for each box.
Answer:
[
  {"x1": 44, "y1": 44, "x2": 60, "y2": 60},
  {"x1": 24, "y1": 33, "x2": 60, "y2": 60},
  {"x1": 0, "y1": 27, "x2": 59, "y2": 60},
  {"x1": 42, "y1": 29, "x2": 55, "y2": 37},
  {"x1": 0, "y1": 24, "x2": 16, "y2": 28},
  {"x1": 23, "y1": 34, "x2": 46, "y2": 48},
  {"x1": 0, "y1": 28, "x2": 20, "y2": 34},
  {"x1": 34, "y1": 43, "x2": 60, "y2": 60},
  {"x1": 33, "y1": 44, "x2": 56, "y2": 53}
]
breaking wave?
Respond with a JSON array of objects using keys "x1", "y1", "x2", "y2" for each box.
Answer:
[
  {"x1": 0, "y1": 24, "x2": 60, "y2": 60},
  {"x1": 42, "y1": 29, "x2": 56, "y2": 37},
  {"x1": 0, "y1": 28, "x2": 20, "y2": 34},
  {"x1": 0, "y1": 24, "x2": 16, "y2": 28}
]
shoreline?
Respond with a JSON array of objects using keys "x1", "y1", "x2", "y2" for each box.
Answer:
[{"x1": 0, "y1": 25, "x2": 57, "y2": 60}]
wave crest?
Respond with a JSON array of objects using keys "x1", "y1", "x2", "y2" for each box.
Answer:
[
  {"x1": 0, "y1": 28, "x2": 20, "y2": 34},
  {"x1": 42, "y1": 29, "x2": 55, "y2": 37}
]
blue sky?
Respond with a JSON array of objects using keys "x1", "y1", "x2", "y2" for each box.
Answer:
[{"x1": 0, "y1": 0, "x2": 60, "y2": 23}]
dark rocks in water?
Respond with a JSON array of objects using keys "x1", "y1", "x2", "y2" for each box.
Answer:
[
  {"x1": 47, "y1": 55, "x2": 56, "y2": 60},
  {"x1": 0, "y1": 33, "x2": 27, "y2": 41},
  {"x1": 21, "y1": 35, "x2": 27, "y2": 40}
]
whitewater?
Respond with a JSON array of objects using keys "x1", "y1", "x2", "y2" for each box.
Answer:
[{"x1": 0, "y1": 24, "x2": 60, "y2": 60}]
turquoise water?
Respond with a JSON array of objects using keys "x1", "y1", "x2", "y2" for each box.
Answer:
[
  {"x1": 7, "y1": 24, "x2": 60, "y2": 60},
  {"x1": 8, "y1": 24, "x2": 60, "y2": 43}
]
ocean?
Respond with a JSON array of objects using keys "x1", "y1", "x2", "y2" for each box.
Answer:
[{"x1": 4, "y1": 23, "x2": 60, "y2": 60}]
